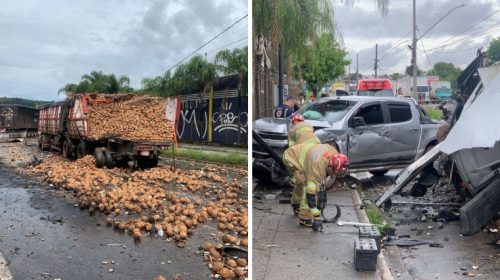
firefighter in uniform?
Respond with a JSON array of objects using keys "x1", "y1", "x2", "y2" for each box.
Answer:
[
  {"x1": 288, "y1": 114, "x2": 321, "y2": 147},
  {"x1": 287, "y1": 114, "x2": 321, "y2": 214},
  {"x1": 283, "y1": 143, "x2": 349, "y2": 229}
]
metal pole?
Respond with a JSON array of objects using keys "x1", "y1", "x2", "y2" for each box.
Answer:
[
  {"x1": 356, "y1": 53, "x2": 359, "y2": 75},
  {"x1": 412, "y1": 0, "x2": 418, "y2": 99},
  {"x1": 278, "y1": 43, "x2": 284, "y2": 105},
  {"x1": 374, "y1": 44, "x2": 378, "y2": 78}
]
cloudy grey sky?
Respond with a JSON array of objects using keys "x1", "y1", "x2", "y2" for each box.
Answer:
[
  {"x1": 333, "y1": 0, "x2": 500, "y2": 76},
  {"x1": 0, "y1": 0, "x2": 247, "y2": 101}
]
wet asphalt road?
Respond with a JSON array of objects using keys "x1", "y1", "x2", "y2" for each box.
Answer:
[{"x1": 0, "y1": 165, "x2": 212, "y2": 280}]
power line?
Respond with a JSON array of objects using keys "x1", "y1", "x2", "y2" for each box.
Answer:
[
  {"x1": 418, "y1": 4, "x2": 466, "y2": 39},
  {"x1": 204, "y1": 37, "x2": 248, "y2": 54},
  {"x1": 159, "y1": 14, "x2": 248, "y2": 76},
  {"x1": 433, "y1": 10, "x2": 499, "y2": 47},
  {"x1": 417, "y1": 28, "x2": 432, "y2": 67},
  {"x1": 378, "y1": 39, "x2": 411, "y2": 62},
  {"x1": 426, "y1": 24, "x2": 500, "y2": 52},
  {"x1": 425, "y1": 10, "x2": 500, "y2": 52}
]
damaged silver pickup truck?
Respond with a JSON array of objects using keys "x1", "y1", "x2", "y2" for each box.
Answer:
[{"x1": 253, "y1": 96, "x2": 441, "y2": 177}]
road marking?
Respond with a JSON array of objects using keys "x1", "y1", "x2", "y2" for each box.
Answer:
[{"x1": 0, "y1": 250, "x2": 12, "y2": 280}]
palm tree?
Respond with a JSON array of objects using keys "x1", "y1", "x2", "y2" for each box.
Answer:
[
  {"x1": 59, "y1": 71, "x2": 135, "y2": 95},
  {"x1": 215, "y1": 47, "x2": 248, "y2": 94}
]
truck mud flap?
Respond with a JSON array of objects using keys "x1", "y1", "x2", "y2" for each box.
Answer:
[
  {"x1": 376, "y1": 143, "x2": 442, "y2": 207},
  {"x1": 459, "y1": 178, "x2": 500, "y2": 235}
]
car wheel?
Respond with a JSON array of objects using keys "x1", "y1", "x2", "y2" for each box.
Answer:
[{"x1": 370, "y1": 170, "x2": 389, "y2": 176}]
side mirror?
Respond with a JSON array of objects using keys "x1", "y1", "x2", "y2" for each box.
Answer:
[{"x1": 352, "y1": 116, "x2": 366, "y2": 127}]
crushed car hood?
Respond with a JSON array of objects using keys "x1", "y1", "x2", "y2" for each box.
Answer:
[
  {"x1": 253, "y1": 118, "x2": 333, "y2": 135},
  {"x1": 253, "y1": 118, "x2": 289, "y2": 134}
]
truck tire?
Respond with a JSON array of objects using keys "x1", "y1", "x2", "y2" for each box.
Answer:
[
  {"x1": 95, "y1": 149, "x2": 105, "y2": 168},
  {"x1": 104, "y1": 150, "x2": 114, "y2": 169},
  {"x1": 62, "y1": 140, "x2": 70, "y2": 158},
  {"x1": 370, "y1": 170, "x2": 389, "y2": 176},
  {"x1": 76, "y1": 142, "x2": 87, "y2": 159}
]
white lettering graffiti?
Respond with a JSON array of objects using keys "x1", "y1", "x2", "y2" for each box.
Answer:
[
  {"x1": 177, "y1": 99, "x2": 208, "y2": 139},
  {"x1": 212, "y1": 102, "x2": 248, "y2": 134}
]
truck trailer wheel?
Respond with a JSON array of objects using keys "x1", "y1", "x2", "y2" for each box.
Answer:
[
  {"x1": 77, "y1": 142, "x2": 88, "y2": 159},
  {"x1": 62, "y1": 140, "x2": 70, "y2": 158},
  {"x1": 104, "y1": 150, "x2": 114, "y2": 169},
  {"x1": 95, "y1": 149, "x2": 105, "y2": 168}
]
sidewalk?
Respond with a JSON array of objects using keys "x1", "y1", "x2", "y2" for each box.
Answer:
[{"x1": 253, "y1": 188, "x2": 381, "y2": 280}]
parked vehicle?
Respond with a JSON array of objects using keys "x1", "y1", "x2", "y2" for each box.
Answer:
[
  {"x1": 253, "y1": 96, "x2": 441, "y2": 176},
  {"x1": 0, "y1": 104, "x2": 38, "y2": 138},
  {"x1": 38, "y1": 94, "x2": 172, "y2": 169},
  {"x1": 355, "y1": 79, "x2": 395, "y2": 97}
]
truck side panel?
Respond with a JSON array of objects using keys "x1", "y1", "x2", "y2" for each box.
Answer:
[
  {"x1": 0, "y1": 105, "x2": 38, "y2": 131},
  {"x1": 39, "y1": 104, "x2": 63, "y2": 134},
  {"x1": 67, "y1": 96, "x2": 89, "y2": 138}
]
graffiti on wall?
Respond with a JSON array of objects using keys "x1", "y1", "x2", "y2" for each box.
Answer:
[
  {"x1": 213, "y1": 101, "x2": 248, "y2": 134},
  {"x1": 176, "y1": 94, "x2": 248, "y2": 145},
  {"x1": 176, "y1": 98, "x2": 208, "y2": 141}
]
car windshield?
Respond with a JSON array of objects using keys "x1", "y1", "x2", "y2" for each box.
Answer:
[
  {"x1": 357, "y1": 89, "x2": 394, "y2": 97},
  {"x1": 296, "y1": 100, "x2": 356, "y2": 123}
]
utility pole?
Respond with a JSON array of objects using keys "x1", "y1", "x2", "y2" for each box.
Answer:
[
  {"x1": 278, "y1": 43, "x2": 284, "y2": 105},
  {"x1": 374, "y1": 44, "x2": 378, "y2": 78},
  {"x1": 356, "y1": 53, "x2": 359, "y2": 75},
  {"x1": 412, "y1": 0, "x2": 418, "y2": 99}
]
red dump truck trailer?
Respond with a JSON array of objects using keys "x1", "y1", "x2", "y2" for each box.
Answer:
[{"x1": 38, "y1": 93, "x2": 174, "y2": 169}]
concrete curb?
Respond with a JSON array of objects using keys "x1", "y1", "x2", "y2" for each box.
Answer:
[
  {"x1": 0, "y1": 250, "x2": 13, "y2": 280},
  {"x1": 351, "y1": 190, "x2": 394, "y2": 280}
]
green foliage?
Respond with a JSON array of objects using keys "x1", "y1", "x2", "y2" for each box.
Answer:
[
  {"x1": 487, "y1": 37, "x2": 500, "y2": 64},
  {"x1": 390, "y1": 73, "x2": 402, "y2": 80},
  {"x1": 405, "y1": 65, "x2": 422, "y2": 76},
  {"x1": 428, "y1": 62, "x2": 462, "y2": 90},
  {"x1": 163, "y1": 147, "x2": 247, "y2": 166},
  {"x1": 253, "y1": 0, "x2": 335, "y2": 59},
  {"x1": 301, "y1": 34, "x2": 349, "y2": 90},
  {"x1": 59, "y1": 71, "x2": 134, "y2": 95},
  {"x1": 366, "y1": 204, "x2": 392, "y2": 236},
  {"x1": 0, "y1": 97, "x2": 51, "y2": 107},
  {"x1": 142, "y1": 47, "x2": 247, "y2": 97},
  {"x1": 425, "y1": 107, "x2": 443, "y2": 120}
]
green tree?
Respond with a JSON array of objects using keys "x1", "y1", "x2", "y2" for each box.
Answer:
[
  {"x1": 428, "y1": 62, "x2": 462, "y2": 89},
  {"x1": 253, "y1": 0, "x2": 334, "y2": 60},
  {"x1": 301, "y1": 34, "x2": 349, "y2": 91},
  {"x1": 215, "y1": 47, "x2": 248, "y2": 94},
  {"x1": 390, "y1": 73, "x2": 402, "y2": 80},
  {"x1": 487, "y1": 37, "x2": 500, "y2": 64},
  {"x1": 405, "y1": 65, "x2": 422, "y2": 76},
  {"x1": 142, "y1": 54, "x2": 218, "y2": 97},
  {"x1": 59, "y1": 71, "x2": 134, "y2": 94}
]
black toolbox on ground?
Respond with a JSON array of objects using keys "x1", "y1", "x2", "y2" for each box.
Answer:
[
  {"x1": 359, "y1": 225, "x2": 382, "y2": 253},
  {"x1": 354, "y1": 238, "x2": 378, "y2": 271}
]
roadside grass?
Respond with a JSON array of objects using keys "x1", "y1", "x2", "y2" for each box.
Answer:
[
  {"x1": 425, "y1": 107, "x2": 443, "y2": 120},
  {"x1": 162, "y1": 146, "x2": 247, "y2": 166},
  {"x1": 366, "y1": 204, "x2": 392, "y2": 236}
]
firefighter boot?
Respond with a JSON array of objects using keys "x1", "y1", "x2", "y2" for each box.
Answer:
[{"x1": 299, "y1": 218, "x2": 313, "y2": 227}]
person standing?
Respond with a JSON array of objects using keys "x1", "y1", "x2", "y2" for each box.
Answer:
[{"x1": 273, "y1": 97, "x2": 296, "y2": 118}]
